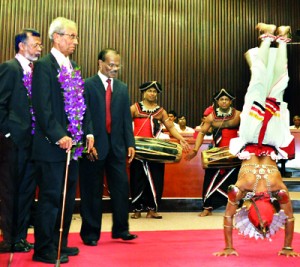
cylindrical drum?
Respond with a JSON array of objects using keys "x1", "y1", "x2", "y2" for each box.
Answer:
[
  {"x1": 134, "y1": 137, "x2": 182, "y2": 163},
  {"x1": 201, "y1": 146, "x2": 241, "y2": 169}
]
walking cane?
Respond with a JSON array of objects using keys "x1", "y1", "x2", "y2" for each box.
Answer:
[{"x1": 55, "y1": 150, "x2": 71, "y2": 267}]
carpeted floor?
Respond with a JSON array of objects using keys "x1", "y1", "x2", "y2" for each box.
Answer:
[{"x1": 2, "y1": 229, "x2": 300, "y2": 267}]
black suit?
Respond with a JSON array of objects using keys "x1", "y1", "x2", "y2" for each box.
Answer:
[
  {"x1": 79, "y1": 74, "x2": 134, "y2": 242},
  {"x1": 0, "y1": 58, "x2": 38, "y2": 244},
  {"x1": 31, "y1": 53, "x2": 84, "y2": 255}
]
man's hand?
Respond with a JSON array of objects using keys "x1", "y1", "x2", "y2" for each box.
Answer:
[
  {"x1": 86, "y1": 136, "x2": 94, "y2": 153},
  {"x1": 184, "y1": 150, "x2": 197, "y2": 161},
  {"x1": 58, "y1": 136, "x2": 73, "y2": 152},
  {"x1": 128, "y1": 147, "x2": 135, "y2": 163},
  {"x1": 86, "y1": 147, "x2": 98, "y2": 162},
  {"x1": 180, "y1": 139, "x2": 190, "y2": 153},
  {"x1": 213, "y1": 248, "x2": 239, "y2": 257}
]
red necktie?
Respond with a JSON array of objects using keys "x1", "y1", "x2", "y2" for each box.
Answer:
[
  {"x1": 29, "y1": 62, "x2": 34, "y2": 71},
  {"x1": 106, "y1": 79, "x2": 112, "y2": 133}
]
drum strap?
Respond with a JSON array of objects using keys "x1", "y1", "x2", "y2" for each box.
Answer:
[
  {"x1": 213, "y1": 116, "x2": 226, "y2": 146},
  {"x1": 135, "y1": 113, "x2": 152, "y2": 136}
]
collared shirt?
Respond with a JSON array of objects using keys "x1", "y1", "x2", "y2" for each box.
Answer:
[
  {"x1": 98, "y1": 70, "x2": 114, "y2": 92},
  {"x1": 51, "y1": 47, "x2": 73, "y2": 71},
  {"x1": 15, "y1": 53, "x2": 32, "y2": 73}
]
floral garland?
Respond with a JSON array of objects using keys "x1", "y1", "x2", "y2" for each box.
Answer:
[
  {"x1": 23, "y1": 71, "x2": 35, "y2": 135},
  {"x1": 58, "y1": 65, "x2": 86, "y2": 160}
]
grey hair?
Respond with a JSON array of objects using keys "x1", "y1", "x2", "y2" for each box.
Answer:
[{"x1": 48, "y1": 17, "x2": 77, "y2": 40}]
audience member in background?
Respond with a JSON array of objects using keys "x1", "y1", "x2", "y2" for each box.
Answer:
[
  {"x1": 130, "y1": 81, "x2": 189, "y2": 219},
  {"x1": 79, "y1": 48, "x2": 137, "y2": 247},
  {"x1": 177, "y1": 115, "x2": 195, "y2": 134},
  {"x1": 162, "y1": 110, "x2": 179, "y2": 132},
  {"x1": 31, "y1": 17, "x2": 93, "y2": 264},
  {"x1": 0, "y1": 29, "x2": 42, "y2": 253},
  {"x1": 214, "y1": 23, "x2": 298, "y2": 257},
  {"x1": 185, "y1": 89, "x2": 241, "y2": 217},
  {"x1": 290, "y1": 115, "x2": 300, "y2": 129}
]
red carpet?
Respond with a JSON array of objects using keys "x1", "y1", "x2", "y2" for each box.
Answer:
[{"x1": 1, "y1": 230, "x2": 300, "y2": 267}]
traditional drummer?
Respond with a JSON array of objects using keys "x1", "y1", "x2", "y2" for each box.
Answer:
[
  {"x1": 186, "y1": 88, "x2": 241, "y2": 216},
  {"x1": 130, "y1": 81, "x2": 189, "y2": 219}
]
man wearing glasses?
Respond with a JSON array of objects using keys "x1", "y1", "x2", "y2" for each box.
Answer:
[
  {"x1": 79, "y1": 48, "x2": 138, "y2": 246},
  {"x1": 31, "y1": 17, "x2": 93, "y2": 264},
  {"x1": 0, "y1": 29, "x2": 42, "y2": 253}
]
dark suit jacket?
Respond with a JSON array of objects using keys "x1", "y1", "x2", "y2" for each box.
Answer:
[
  {"x1": 31, "y1": 53, "x2": 91, "y2": 162},
  {"x1": 84, "y1": 75, "x2": 134, "y2": 160},
  {"x1": 0, "y1": 59, "x2": 32, "y2": 147}
]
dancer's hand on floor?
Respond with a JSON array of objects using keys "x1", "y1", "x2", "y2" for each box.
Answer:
[
  {"x1": 278, "y1": 248, "x2": 300, "y2": 257},
  {"x1": 213, "y1": 248, "x2": 239, "y2": 257}
]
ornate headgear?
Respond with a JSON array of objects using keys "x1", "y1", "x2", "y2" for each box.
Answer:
[
  {"x1": 139, "y1": 81, "x2": 162, "y2": 93},
  {"x1": 235, "y1": 193, "x2": 287, "y2": 240},
  {"x1": 248, "y1": 196, "x2": 275, "y2": 236},
  {"x1": 214, "y1": 88, "x2": 235, "y2": 101}
]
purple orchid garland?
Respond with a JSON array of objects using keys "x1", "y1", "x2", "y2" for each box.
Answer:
[
  {"x1": 58, "y1": 65, "x2": 86, "y2": 160},
  {"x1": 23, "y1": 71, "x2": 35, "y2": 135}
]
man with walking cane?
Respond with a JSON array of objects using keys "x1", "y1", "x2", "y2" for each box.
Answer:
[{"x1": 31, "y1": 17, "x2": 93, "y2": 264}]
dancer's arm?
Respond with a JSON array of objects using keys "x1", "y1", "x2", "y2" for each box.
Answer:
[
  {"x1": 278, "y1": 200, "x2": 300, "y2": 257},
  {"x1": 213, "y1": 202, "x2": 239, "y2": 257}
]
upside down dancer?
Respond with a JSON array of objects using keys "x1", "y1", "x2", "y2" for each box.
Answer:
[{"x1": 214, "y1": 23, "x2": 299, "y2": 257}]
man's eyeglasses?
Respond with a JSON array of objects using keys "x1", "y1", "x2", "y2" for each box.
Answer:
[
  {"x1": 25, "y1": 43, "x2": 44, "y2": 49},
  {"x1": 104, "y1": 62, "x2": 122, "y2": 69},
  {"x1": 58, "y1": 33, "x2": 79, "y2": 40}
]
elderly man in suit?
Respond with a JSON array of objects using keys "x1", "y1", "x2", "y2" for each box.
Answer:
[
  {"x1": 79, "y1": 48, "x2": 137, "y2": 246},
  {"x1": 31, "y1": 17, "x2": 93, "y2": 264},
  {"x1": 0, "y1": 29, "x2": 42, "y2": 253}
]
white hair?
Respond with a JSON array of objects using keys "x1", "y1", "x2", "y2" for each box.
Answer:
[{"x1": 48, "y1": 17, "x2": 77, "y2": 40}]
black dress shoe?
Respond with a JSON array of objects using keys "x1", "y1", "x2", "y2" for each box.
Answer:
[
  {"x1": 83, "y1": 240, "x2": 98, "y2": 246},
  {"x1": 22, "y1": 239, "x2": 34, "y2": 249},
  {"x1": 60, "y1": 246, "x2": 79, "y2": 256},
  {"x1": 0, "y1": 241, "x2": 12, "y2": 253},
  {"x1": 12, "y1": 240, "x2": 31, "y2": 253},
  {"x1": 112, "y1": 232, "x2": 138, "y2": 241},
  {"x1": 33, "y1": 252, "x2": 69, "y2": 264}
]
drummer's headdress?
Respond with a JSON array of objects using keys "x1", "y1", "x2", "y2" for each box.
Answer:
[
  {"x1": 214, "y1": 88, "x2": 235, "y2": 101},
  {"x1": 139, "y1": 81, "x2": 162, "y2": 93}
]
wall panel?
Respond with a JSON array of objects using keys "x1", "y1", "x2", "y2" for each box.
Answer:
[{"x1": 1, "y1": 0, "x2": 300, "y2": 127}]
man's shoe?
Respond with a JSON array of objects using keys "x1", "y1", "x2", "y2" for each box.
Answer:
[
  {"x1": 146, "y1": 210, "x2": 163, "y2": 219},
  {"x1": 33, "y1": 252, "x2": 69, "y2": 264},
  {"x1": 112, "y1": 232, "x2": 138, "y2": 241},
  {"x1": 0, "y1": 241, "x2": 12, "y2": 253},
  {"x1": 12, "y1": 240, "x2": 31, "y2": 252},
  {"x1": 60, "y1": 246, "x2": 79, "y2": 256},
  {"x1": 21, "y1": 239, "x2": 34, "y2": 249},
  {"x1": 83, "y1": 240, "x2": 98, "y2": 246}
]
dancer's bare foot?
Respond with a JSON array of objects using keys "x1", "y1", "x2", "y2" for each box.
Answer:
[
  {"x1": 198, "y1": 209, "x2": 212, "y2": 217},
  {"x1": 277, "y1": 26, "x2": 291, "y2": 38},
  {"x1": 256, "y1": 23, "x2": 276, "y2": 36}
]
